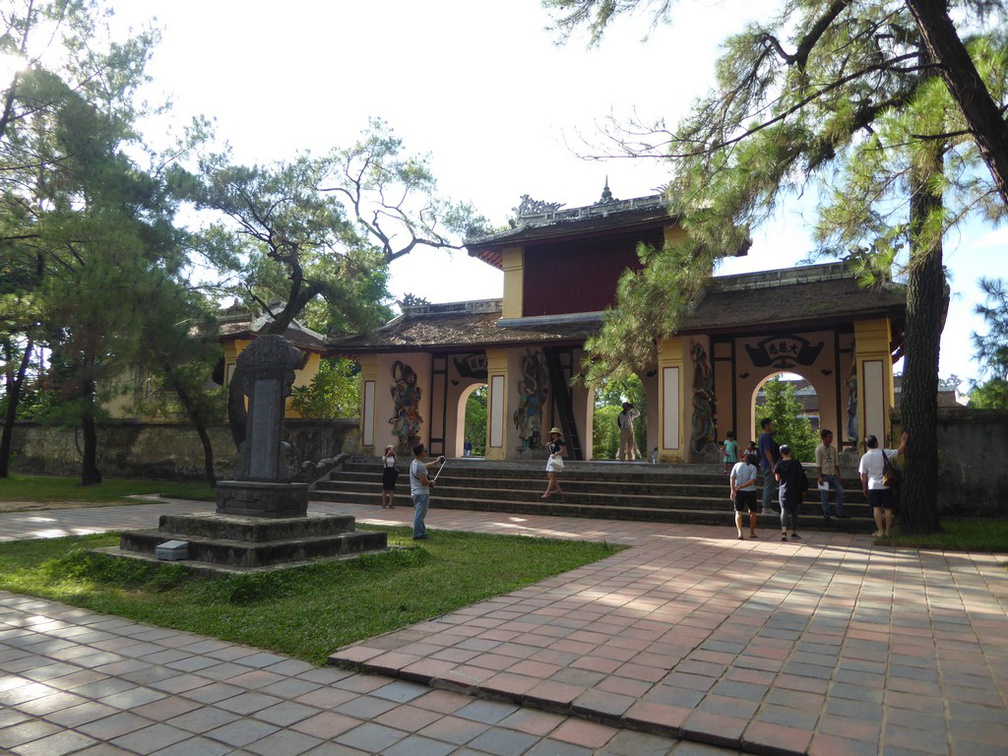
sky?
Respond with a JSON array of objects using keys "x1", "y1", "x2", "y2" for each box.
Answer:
[{"x1": 109, "y1": 0, "x2": 1002, "y2": 385}]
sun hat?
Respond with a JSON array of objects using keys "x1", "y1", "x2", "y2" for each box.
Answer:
[{"x1": 549, "y1": 427, "x2": 562, "y2": 435}]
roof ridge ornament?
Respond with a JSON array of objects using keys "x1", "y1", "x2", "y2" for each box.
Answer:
[
  {"x1": 597, "y1": 176, "x2": 616, "y2": 204},
  {"x1": 514, "y1": 194, "x2": 565, "y2": 218}
]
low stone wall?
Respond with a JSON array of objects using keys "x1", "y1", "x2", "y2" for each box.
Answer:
[
  {"x1": 936, "y1": 408, "x2": 1008, "y2": 516},
  {"x1": 9, "y1": 411, "x2": 1008, "y2": 514},
  {"x1": 9, "y1": 419, "x2": 359, "y2": 482}
]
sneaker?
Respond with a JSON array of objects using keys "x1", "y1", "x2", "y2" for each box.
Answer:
[
  {"x1": 790, "y1": 533, "x2": 801, "y2": 540},
  {"x1": 413, "y1": 534, "x2": 429, "y2": 540},
  {"x1": 780, "y1": 533, "x2": 787, "y2": 542}
]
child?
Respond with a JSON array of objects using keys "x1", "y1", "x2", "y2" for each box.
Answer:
[
  {"x1": 730, "y1": 450, "x2": 760, "y2": 539},
  {"x1": 721, "y1": 430, "x2": 738, "y2": 474}
]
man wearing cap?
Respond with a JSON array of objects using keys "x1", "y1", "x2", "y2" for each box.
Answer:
[{"x1": 409, "y1": 443, "x2": 445, "y2": 540}]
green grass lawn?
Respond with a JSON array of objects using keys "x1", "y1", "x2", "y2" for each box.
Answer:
[
  {"x1": 0, "y1": 527, "x2": 623, "y2": 665},
  {"x1": 886, "y1": 518, "x2": 1008, "y2": 553},
  {"x1": 0, "y1": 474, "x2": 216, "y2": 503}
]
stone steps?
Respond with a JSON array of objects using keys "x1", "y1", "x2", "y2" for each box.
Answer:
[
  {"x1": 314, "y1": 458, "x2": 872, "y2": 530},
  {"x1": 117, "y1": 511, "x2": 388, "y2": 570}
]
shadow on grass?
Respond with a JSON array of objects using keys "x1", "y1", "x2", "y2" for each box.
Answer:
[{"x1": 0, "y1": 526, "x2": 625, "y2": 664}]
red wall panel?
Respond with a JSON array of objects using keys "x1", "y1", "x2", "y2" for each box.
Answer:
[{"x1": 522, "y1": 230, "x2": 662, "y2": 317}]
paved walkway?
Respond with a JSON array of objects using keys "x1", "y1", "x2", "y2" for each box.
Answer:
[{"x1": 2, "y1": 498, "x2": 1007, "y2": 755}]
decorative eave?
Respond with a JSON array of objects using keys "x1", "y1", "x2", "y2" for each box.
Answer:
[{"x1": 465, "y1": 194, "x2": 672, "y2": 270}]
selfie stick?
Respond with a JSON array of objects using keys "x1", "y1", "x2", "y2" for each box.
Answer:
[{"x1": 432, "y1": 458, "x2": 447, "y2": 482}]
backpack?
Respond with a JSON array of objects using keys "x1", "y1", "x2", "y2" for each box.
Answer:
[{"x1": 882, "y1": 450, "x2": 901, "y2": 488}]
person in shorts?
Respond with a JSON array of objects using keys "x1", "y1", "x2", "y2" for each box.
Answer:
[
  {"x1": 858, "y1": 432, "x2": 908, "y2": 538},
  {"x1": 730, "y1": 450, "x2": 760, "y2": 539},
  {"x1": 721, "y1": 430, "x2": 738, "y2": 475},
  {"x1": 542, "y1": 427, "x2": 567, "y2": 498}
]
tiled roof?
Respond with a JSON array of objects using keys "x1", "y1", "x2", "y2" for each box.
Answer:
[
  {"x1": 194, "y1": 313, "x2": 332, "y2": 353},
  {"x1": 330, "y1": 264, "x2": 909, "y2": 352},
  {"x1": 329, "y1": 300, "x2": 600, "y2": 353},
  {"x1": 465, "y1": 195, "x2": 670, "y2": 269},
  {"x1": 679, "y1": 264, "x2": 906, "y2": 333}
]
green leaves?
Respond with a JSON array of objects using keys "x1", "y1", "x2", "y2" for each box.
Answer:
[{"x1": 758, "y1": 377, "x2": 818, "y2": 462}]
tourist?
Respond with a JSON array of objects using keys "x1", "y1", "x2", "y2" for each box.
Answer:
[
  {"x1": 381, "y1": 444, "x2": 399, "y2": 509},
  {"x1": 774, "y1": 444, "x2": 807, "y2": 541},
  {"x1": 815, "y1": 429, "x2": 844, "y2": 520},
  {"x1": 409, "y1": 443, "x2": 445, "y2": 540},
  {"x1": 730, "y1": 450, "x2": 760, "y2": 539},
  {"x1": 617, "y1": 402, "x2": 641, "y2": 461},
  {"x1": 542, "y1": 427, "x2": 567, "y2": 498},
  {"x1": 463, "y1": 437, "x2": 473, "y2": 457},
  {"x1": 858, "y1": 432, "x2": 908, "y2": 538},
  {"x1": 721, "y1": 430, "x2": 738, "y2": 475},
  {"x1": 758, "y1": 418, "x2": 781, "y2": 514}
]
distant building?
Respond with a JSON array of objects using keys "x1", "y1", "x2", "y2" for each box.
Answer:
[{"x1": 754, "y1": 374, "x2": 967, "y2": 435}]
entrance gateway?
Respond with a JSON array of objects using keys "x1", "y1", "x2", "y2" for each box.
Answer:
[{"x1": 335, "y1": 192, "x2": 906, "y2": 462}]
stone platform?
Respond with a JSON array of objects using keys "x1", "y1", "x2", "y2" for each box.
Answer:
[{"x1": 118, "y1": 511, "x2": 387, "y2": 571}]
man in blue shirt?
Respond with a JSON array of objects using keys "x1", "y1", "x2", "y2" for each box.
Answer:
[{"x1": 757, "y1": 417, "x2": 780, "y2": 515}]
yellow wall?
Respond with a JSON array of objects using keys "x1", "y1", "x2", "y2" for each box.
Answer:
[
  {"x1": 854, "y1": 318, "x2": 896, "y2": 446},
  {"x1": 501, "y1": 247, "x2": 524, "y2": 319},
  {"x1": 657, "y1": 336, "x2": 689, "y2": 463},
  {"x1": 485, "y1": 348, "x2": 510, "y2": 460},
  {"x1": 358, "y1": 354, "x2": 379, "y2": 454},
  {"x1": 223, "y1": 337, "x2": 323, "y2": 420}
]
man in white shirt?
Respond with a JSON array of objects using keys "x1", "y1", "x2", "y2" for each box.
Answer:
[
  {"x1": 409, "y1": 443, "x2": 445, "y2": 540},
  {"x1": 858, "y1": 432, "x2": 908, "y2": 538}
]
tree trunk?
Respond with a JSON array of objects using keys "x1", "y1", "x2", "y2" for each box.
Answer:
[
  {"x1": 227, "y1": 371, "x2": 247, "y2": 451},
  {"x1": 904, "y1": 0, "x2": 1008, "y2": 209},
  {"x1": 0, "y1": 340, "x2": 32, "y2": 478},
  {"x1": 165, "y1": 364, "x2": 216, "y2": 486},
  {"x1": 900, "y1": 143, "x2": 944, "y2": 534},
  {"x1": 80, "y1": 379, "x2": 102, "y2": 486},
  {"x1": 194, "y1": 419, "x2": 216, "y2": 487}
]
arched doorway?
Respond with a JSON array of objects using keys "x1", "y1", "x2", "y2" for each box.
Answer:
[
  {"x1": 592, "y1": 374, "x2": 647, "y2": 460},
  {"x1": 455, "y1": 383, "x2": 487, "y2": 457},
  {"x1": 751, "y1": 372, "x2": 820, "y2": 462}
]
